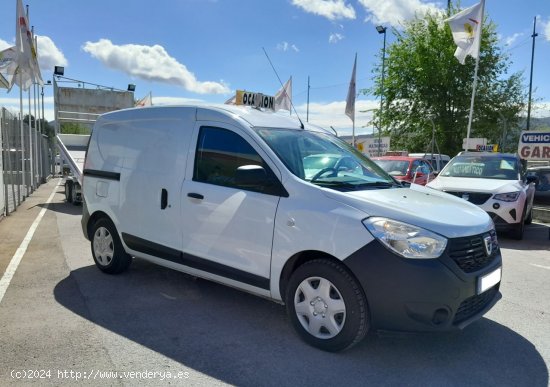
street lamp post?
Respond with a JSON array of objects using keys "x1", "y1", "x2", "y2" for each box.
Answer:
[
  {"x1": 526, "y1": 16, "x2": 538, "y2": 131},
  {"x1": 496, "y1": 111, "x2": 508, "y2": 152},
  {"x1": 376, "y1": 25, "x2": 387, "y2": 157}
]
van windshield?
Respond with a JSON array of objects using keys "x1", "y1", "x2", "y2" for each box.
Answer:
[{"x1": 254, "y1": 128, "x2": 398, "y2": 191}]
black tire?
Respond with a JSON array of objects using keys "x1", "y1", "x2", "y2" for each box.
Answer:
[
  {"x1": 511, "y1": 218, "x2": 525, "y2": 240},
  {"x1": 91, "y1": 218, "x2": 132, "y2": 274},
  {"x1": 285, "y1": 259, "x2": 369, "y2": 352},
  {"x1": 65, "y1": 180, "x2": 73, "y2": 203},
  {"x1": 71, "y1": 183, "x2": 80, "y2": 206},
  {"x1": 525, "y1": 206, "x2": 533, "y2": 225}
]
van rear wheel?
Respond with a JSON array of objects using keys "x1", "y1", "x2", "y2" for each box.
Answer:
[
  {"x1": 285, "y1": 259, "x2": 369, "y2": 352},
  {"x1": 91, "y1": 218, "x2": 132, "y2": 274}
]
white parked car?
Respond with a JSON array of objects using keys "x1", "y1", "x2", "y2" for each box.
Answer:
[{"x1": 427, "y1": 152, "x2": 537, "y2": 240}]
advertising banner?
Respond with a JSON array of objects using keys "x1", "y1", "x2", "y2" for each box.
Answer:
[
  {"x1": 518, "y1": 130, "x2": 550, "y2": 160},
  {"x1": 358, "y1": 137, "x2": 391, "y2": 158}
]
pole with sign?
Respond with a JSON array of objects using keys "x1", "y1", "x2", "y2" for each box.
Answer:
[{"x1": 235, "y1": 90, "x2": 275, "y2": 111}]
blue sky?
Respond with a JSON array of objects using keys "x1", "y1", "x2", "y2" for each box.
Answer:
[{"x1": 1, "y1": 0, "x2": 549, "y2": 136}]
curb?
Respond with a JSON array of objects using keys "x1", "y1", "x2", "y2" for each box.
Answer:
[{"x1": 533, "y1": 207, "x2": 550, "y2": 224}]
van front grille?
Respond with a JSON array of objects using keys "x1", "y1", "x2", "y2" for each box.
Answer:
[{"x1": 447, "y1": 231, "x2": 498, "y2": 273}]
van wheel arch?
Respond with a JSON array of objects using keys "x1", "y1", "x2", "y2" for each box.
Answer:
[
  {"x1": 87, "y1": 211, "x2": 114, "y2": 240},
  {"x1": 279, "y1": 251, "x2": 360, "y2": 303}
]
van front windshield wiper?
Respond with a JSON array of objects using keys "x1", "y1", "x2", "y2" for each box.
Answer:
[
  {"x1": 314, "y1": 180, "x2": 399, "y2": 191},
  {"x1": 355, "y1": 181, "x2": 400, "y2": 188}
]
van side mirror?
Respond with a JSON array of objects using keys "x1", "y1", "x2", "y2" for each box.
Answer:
[
  {"x1": 235, "y1": 165, "x2": 289, "y2": 197},
  {"x1": 235, "y1": 165, "x2": 267, "y2": 187}
]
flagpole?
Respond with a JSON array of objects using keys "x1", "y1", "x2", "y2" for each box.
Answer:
[
  {"x1": 345, "y1": 53, "x2": 357, "y2": 147},
  {"x1": 19, "y1": 72, "x2": 26, "y2": 200},
  {"x1": 28, "y1": 87, "x2": 34, "y2": 192},
  {"x1": 289, "y1": 76, "x2": 292, "y2": 116},
  {"x1": 306, "y1": 76, "x2": 310, "y2": 122},
  {"x1": 352, "y1": 115, "x2": 355, "y2": 147},
  {"x1": 464, "y1": 0, "x2": 485, "y2": 151}
]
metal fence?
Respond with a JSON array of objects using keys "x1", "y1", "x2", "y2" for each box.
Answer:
[{"x1": 0, "y1": 107, "x2": 54, "y2": 217}]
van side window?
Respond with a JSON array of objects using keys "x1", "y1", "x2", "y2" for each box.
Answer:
[{"x1": 194, "y1": 126, "x2": 280, "y2": 194}]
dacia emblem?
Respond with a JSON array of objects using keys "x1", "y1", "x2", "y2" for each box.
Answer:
[
  {"x1": 483, "y1": 235, "x2": 493, "y2": 256},
  {"x1": 461, "y1": 193, "x2": 470, "y2": 201}
]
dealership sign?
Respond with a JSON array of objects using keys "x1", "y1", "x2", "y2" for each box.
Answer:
[
  {"x1": 518, "y1": 130, "x2": 550, "y2": 160},
  {"x1": 357, "y1": 137, "x2": 391, "y2": 157},
  {"x1": 235, "y1": 90, "x2": 275, "y2": 111}
]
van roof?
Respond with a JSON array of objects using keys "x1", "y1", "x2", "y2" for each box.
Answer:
[{"x1": 99, "y1": 104, "x2": 329, "y2": 133}]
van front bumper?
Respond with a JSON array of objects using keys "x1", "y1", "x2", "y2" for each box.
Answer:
[{"x1": 343, "y1": 236, "x2": 502, "y2": 332}]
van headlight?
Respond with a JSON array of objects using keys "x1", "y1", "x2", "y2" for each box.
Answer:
[
  {"x1": 362, "y1": 217, "x2": 447, "y2": 259},
  {"x1": 493, "y1": 191, "x2": 520, "y2": 202}
]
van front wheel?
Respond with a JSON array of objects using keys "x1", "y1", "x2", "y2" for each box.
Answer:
[
  {"x1": 91, "y1": 218, "x2": 132, "y2": 274},
  {"x1": 285, "y1": 259, "x2": 369, "y2": 352}
]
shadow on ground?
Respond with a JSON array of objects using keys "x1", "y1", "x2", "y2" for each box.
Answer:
[{"x1": 54, "y1": 259, "x2": 548, "y2": 387}]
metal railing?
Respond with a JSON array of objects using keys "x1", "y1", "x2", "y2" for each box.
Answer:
[{"x1": 0, "y1": 107, "x2": 54, "y2": 217}]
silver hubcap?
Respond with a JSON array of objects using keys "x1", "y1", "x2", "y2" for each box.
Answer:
[
  {"x1": 294, "y1": 277, "x2": 346, "y2": 339},
  {"x1": 93, "y1": 226, "x2": 114, "y2": 266}
]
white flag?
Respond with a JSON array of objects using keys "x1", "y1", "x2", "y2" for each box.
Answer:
[
  {"x1": 0, "y1": 73, "x2": 9, "y2": 89},
  {"x1": 135, "y1": 92, "x2": 153, "y2": 107},
  {"x1": 445, "y1": 1, "x2": 484, "y2": 64},
  {"x1": 14, "y1": 0, "x2": 43, "y2": 90},
  {"x1": 224, "y1": 94, "x2": 236, "y2": 105},
  {"x1": 274, "y1": 77, "x2": 292, "y2": 111},
  {"x1": 345, "y1": 54, "x2": 357, "y2": 123},
  {"x1": 0, "y1": 46, "x2": 18, "y2": 90}
]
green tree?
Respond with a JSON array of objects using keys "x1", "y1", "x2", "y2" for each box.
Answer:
[
  {"x1": 23, "y1": 114, "x2": 55, "y2": 138},
  {"x1": 363, "y1": 7, "x2": 527, "y2": 156},
  {"x1": 60, "y1": 122, "x2": 91, "y2": 135}
]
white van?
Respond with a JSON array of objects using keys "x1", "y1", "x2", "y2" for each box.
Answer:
[
  {"x1": 409, "y1": 153, "x2": 451, "y2": 174},
  {"x1": 81, "y1": 105, "x2": 501, "y2": 352}
]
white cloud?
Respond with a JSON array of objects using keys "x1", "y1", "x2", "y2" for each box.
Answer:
[
  {"x1": 0, "y1": 39, "x2": 12, "y2": 50},
  {"x1": 531, "y1": 102, "x2": 550, "y2": 118},
  {"x1": 152, "y1": 96, "x2": 207, "y2": 105},
  {"x1": 504, "y1": 32, "x2": 523, "y2": 47},
  {"x1": 357, "y1": 0, "x2": 443, "y2": 28},
  {"x1": 37, "y1": 35, "x2": 68, "y2": 74},
  {"x1": 542, "y1": 19, "x2": 550, "y2": 42},
  {"x1": 295, "y1": 99, "x2": 380, "y2": 135},
  {"x1": 292, "y1": 0, "x2": 356, "y2": 21},
  {"x1": 329, "y1": 33, "x2": 344, "y2": 43},
  {"x1": 0, "y1": 96, "x2": 55, "y2": 121},
  {"x1": 82, "y1": 39, "x2": 229, "y2": 95},
  {"x1": 277, "y1": 41, "x2": 300, "y2": 52}
]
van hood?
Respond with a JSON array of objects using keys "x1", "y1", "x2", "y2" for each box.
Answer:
[
  {"x1": 427, "y1": 176, "x2": 521, "y2": 193},
  {"x1": 323, "y1": 184, "x2": 493, "y2": 239}
]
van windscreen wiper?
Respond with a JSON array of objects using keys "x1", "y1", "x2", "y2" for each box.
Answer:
[{"x1": 315, "y1": 180, "x2": 398, "y2": 191}]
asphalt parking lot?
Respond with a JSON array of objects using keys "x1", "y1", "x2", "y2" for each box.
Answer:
[{"x1": 0, "y1": 178, "x2": 548, "y2": 386}]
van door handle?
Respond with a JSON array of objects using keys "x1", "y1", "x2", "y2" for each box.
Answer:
[
  {"x1": 187, "y1": 192, "x2": 204, "y2": 200},
  {"x1": 161, "y1": 189, "x2": 168, "y2": 209}
]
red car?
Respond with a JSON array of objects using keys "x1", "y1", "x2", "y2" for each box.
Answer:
[{"x1": 372, "y1": 156, "x2": 436, "y2": 185}]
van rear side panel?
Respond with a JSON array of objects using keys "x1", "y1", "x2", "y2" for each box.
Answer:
[{"x1": 84, "y1": 107, "x2": 197, "y2": 252}]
